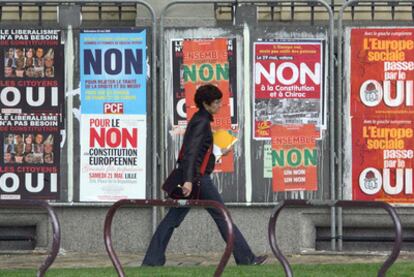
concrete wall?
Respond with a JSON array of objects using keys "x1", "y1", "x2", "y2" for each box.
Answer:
[{"x1": 2, "y1": 205, "x2": 412, "y2": 255}]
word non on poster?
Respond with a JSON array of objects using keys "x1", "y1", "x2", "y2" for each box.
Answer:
[
  {"x1": 181, "y1": 38, "x2": 234, "y2": 172},
  {"x1": 254, "y1": 40, "x2": 324, "y2": 140},
  {"x1": 271, "y1": 124, "x2": 319, "y2": 192},
  {"x1": 171, "y1": 38, "x2": 238, "y2": 128},
  {"x1": 80, "y1": 29, "x2": 147, "y2": 115},
  {"x1": 80, "y1": 114, "x2": 146, "y2": 201}
]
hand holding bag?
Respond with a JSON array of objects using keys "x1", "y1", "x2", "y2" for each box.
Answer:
[
  {"x1": 162, "y1": 145, "x2": 212, "y2": 199},
  {"x1": 161, "y1": 167, "x2": 185, "y2": 199}
]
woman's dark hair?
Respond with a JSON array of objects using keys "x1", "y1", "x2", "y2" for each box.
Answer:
[{"x1": 194, "y1": 84, "x2": 223, "y2": 109}]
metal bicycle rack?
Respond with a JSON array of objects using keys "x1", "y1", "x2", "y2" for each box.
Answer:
[
  {"x1": 0, "y1": 200, "x2": 61, "y2": 277},
  {"x1": 104, "y1": 199, "x2": 234, "y2": 277},
  {"x1": 268, "y1": 200, "x2": 402, "y2": 277}
]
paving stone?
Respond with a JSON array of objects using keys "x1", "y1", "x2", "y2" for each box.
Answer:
[{"x1": 0, "y1": 250, "x2": 412, "y2": 269}]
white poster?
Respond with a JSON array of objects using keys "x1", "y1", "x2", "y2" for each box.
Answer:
[{"x1": 80, "y1": 114, "x2": 146, "y2": 201}]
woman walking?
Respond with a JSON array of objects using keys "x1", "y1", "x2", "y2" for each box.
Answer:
[{"x1": 142, "y1": 84, "x2": 267, "y2": 266}]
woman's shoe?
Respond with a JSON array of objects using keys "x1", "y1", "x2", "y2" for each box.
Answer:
[{"x1": 252, "y1": 255, "x2": 268, "y2": 265}]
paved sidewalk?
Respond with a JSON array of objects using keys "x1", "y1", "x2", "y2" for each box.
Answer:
[{"x1": 0, "y1": 250, "x2": 413, "y2": 269}]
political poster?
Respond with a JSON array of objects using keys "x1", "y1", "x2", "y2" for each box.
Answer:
[
  {"x1": 171, "y1": 38, "x2": 238, "y2": 128},
  {"x1": 271, "y1": 124, "x2": 319, "y2": 192},
  {"x1": 79, "y1": 29, "x2": 147, "y2": 201},
  {"x1": 254, "y1": 40, "x2": 324, "y2": 140},
  {"x1": 348, "y1": 27, "x2": 414, "y2": 203},
  {"x1": 0, "y1": 29, "x2": 64, "y2": 200},
  {"x1": 80, "y1": 115, "x2": 146, "y2": 201},
  {"x1": 171, "y1": 38, "x2": 236, "y2": 172}
]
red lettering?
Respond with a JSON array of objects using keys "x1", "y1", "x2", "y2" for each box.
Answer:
[{"x1": 90, "y1": 128, "x2": 138, "y2": 147}]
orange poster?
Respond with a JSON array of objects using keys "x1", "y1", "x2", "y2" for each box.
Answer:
[
  {"x1": 350, "y1": 28, "x2": 414, "y2": 203},
  {"x1": 183, "y1": 38, "x2": 233, "y2": 172},
  {"x1": 271, "y1": 124, "x2": 319, "y2": 192}
]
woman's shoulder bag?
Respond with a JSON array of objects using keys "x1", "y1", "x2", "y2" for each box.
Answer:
[{"x1": 162, "y1": 145, "x2": 212, "y2": 199}]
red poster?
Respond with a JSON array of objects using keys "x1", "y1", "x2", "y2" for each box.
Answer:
[
  {"x1": 254, "y1": 41, "x2": 323, "y2": 140},
  {"x1": 350, "y1": 28, "x2": 414, "y2": 203},
  {"x1": 171, "y1": 38, "x2": 238, "y2": 128},
  {"x1": 183, "y1": 38, "x2": 233, "y2": 172},
  {"x1": 271, "y1": 124, "x2": 318, "y2": 192}
]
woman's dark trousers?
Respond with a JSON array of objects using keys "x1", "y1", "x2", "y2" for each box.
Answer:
[{"x1": 142, "y1": 176, "x2": 255, "y2": 266}]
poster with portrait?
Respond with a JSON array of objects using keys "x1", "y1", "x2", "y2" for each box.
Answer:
[
  {"x1": 0, "y1": 29, "x2": 64, "y2": 200},
  {"x1": 253, "y1": 40, "x2": 325, "y2": 140},
  {"x1": 79, "y1": 28, "x2": 147, "y2": 201},
  {"x1": 347, "y1": 27, "x2": 414, "y2": 203}
]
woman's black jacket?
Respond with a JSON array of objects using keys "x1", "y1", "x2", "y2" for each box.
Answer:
[{"x1": 178, "y1": 108, "x2": 215, "y2": 183}]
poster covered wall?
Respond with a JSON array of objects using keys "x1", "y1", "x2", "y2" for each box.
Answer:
[
  {"x1": 349, "y1": 27, "x2": 414, "y2": 203},
  {"x1": 79, "y1": 29, "x2": 147, "y2": 201},
  {"x1": 0, "y1": 29, "x2": 64, "y2": 200},
  {"x1": 254, "y1": 40, "x2": 324, "y2": 140}
]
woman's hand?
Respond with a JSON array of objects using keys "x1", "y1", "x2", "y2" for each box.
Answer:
[{"x1": 182, "y1": 182, "x2": 193, "y2": 197}]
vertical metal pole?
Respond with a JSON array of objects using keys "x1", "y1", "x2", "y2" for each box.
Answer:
[
  {"x1": 118, "y1": 3, "x2": 122, "y2": 21},
  {"x1": 371, "y1": 1, "x2": 375, "y2": 20},
  {"x1": 98, "y1": 3, "x2": 102, "y2": 21},
  {"x1": 337, "y1": 0, "x2": 347, "y2": 254},
  {"x1": 133, "y1": 1, "x2": 158, "y2": 235},
  {"x1": 38, "y1": 4, "x2": 43, "y2": 26},
  {"x1": 412, "y1": 3, "x2": 414, "y2": 20},
  {"x1": 150, "y1": 2, "x2": 158, "y2": 235},
  {"x1": 337, "y1": 0, "x2": 361, "y2": 252},
  {"x1": 159, "y1": 3, "x2": 167, "y2": 231},
  {"x1": 326, "y1": 0, "x2": 336, "y2": 252},
  {"x1": 390, "y1": 2, "x2": 396, "y2": 20},
  {"x1": 310, "y1": 4, "x2": 315, "y2": 25},
  {"x1": 243, "y1": 22, "x2": 253, "y2": 203},
  {"x1": 66, "y1": 25, "x2": 74, "y2": 202},
  {"x1": 18, "y1": 4, "x2": 22, "y2": 20}
]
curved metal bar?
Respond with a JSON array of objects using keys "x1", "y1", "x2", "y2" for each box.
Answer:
[
  {"x1": 268, "y1": 200, "x2": 402, "y2": 277},
  {"x1": 104, "y1": 199, "x2": 234, "y2": 277},
  {"x1": 0, "y1": 200, "x2": 61, "y2": 277},
  {"x1": 336, "y1": 201, "x2": 402, "y2": 277},
  {"x1": 268, "y1": 200, "x2": 293, "y2": 277}
]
